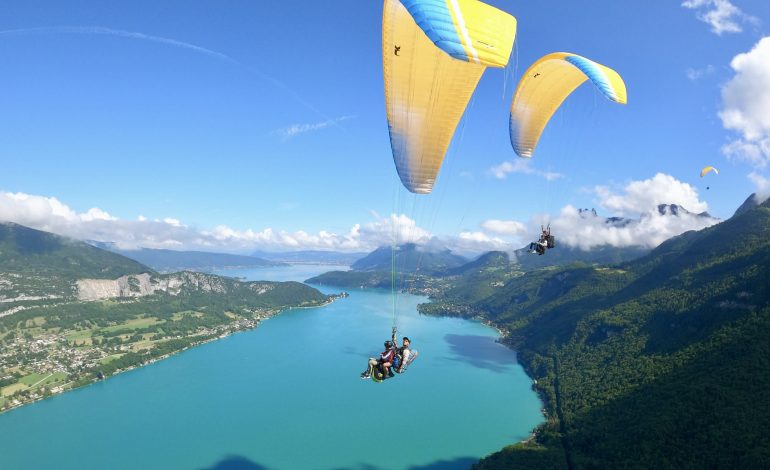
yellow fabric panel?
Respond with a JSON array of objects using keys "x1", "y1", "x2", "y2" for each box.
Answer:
[
  {"x1": 450, "y1": 0, "x2": 517, "y2": 67},
  {"x1": 510, "y1": 54, "x2": 588, "y2": 158},
  {"x1": 383, "y1": 0, "x2": 486, "y2": 194},
  {"x1": 597, "y1": 63, "x2": 628, "y2": 104}
]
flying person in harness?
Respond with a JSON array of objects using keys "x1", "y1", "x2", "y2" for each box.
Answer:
[
  {"x1": 393, "y1": 334, "x2": 418, "y2": 373},
  {"x1": 529, "y1": 224, "x2": 555, "y2": 255},
  {"x1": 361, "y1": 339, "x2": 396, "y2": 380}
]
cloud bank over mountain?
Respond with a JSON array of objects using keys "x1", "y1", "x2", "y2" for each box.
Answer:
[{"x1": 0, "y1": 174, "x2": 720, "y2": 255}]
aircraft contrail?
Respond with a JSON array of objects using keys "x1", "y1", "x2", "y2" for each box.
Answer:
[
  {"x1": 0, "y1": 26, "x2": 236, "y2": 63},
  {"x1": 0, "y1": 26, "x2": 343, "y2": 130}
]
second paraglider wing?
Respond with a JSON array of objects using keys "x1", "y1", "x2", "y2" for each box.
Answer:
[{"x1": 509, "y1": 52, "x2": 627, "y2": 159}]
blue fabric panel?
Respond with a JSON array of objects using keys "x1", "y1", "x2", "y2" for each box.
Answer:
[
  {"x1": 564, "y1": 55, "x2": 616, "y2": 101},
  {"x1": 400, "y1": 0, "x2": 468, "y2": 62}
]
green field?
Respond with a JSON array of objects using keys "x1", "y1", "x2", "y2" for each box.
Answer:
[
  {"x1": 64, "y1": 316, "x2": 164, "y2": 343},
  {"x1": 1, "y1": 372, "x2": 69, "y2": 397},
  {"x1": 18, "y1": 372, "x2": 48, "y2": 386},
  {"x1": 65, "y1": 329, "x2": 94, "y2": 342},
  {"x1": 101, "y1": 316, "x2": 162, "y2": 333},
  {"x1": 1, "y1": 383, "x2": 27, "y2": 397},
  {"x1": 171, "y1": 311, "x2": 203, "y2": 320},
  {"x1": 37, "y1": 372, "x2": 68, "y2": 388},
  {"x1": 100, "y1": 354, "x2": 126, "y2": 365}
]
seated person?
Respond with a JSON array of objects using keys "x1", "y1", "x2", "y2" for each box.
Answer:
[
  {"x1": 529, "y1": 240, "x2": 547, "y2": 255},
  {"x1": 361, "y1": 340, "x2": 395, "y2": 379},
  {"x1": 394, "y1": 335, "x2": 418, "y2": 373}
]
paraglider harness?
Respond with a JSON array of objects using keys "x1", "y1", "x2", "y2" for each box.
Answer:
[
  {"x1": 529, "y1": 224, "x2": 555, "y2": 256},
  {"x1": 371, "y1": 328, "x2": 418, "y2": 382}
]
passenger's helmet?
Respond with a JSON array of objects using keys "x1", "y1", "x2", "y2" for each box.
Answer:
[{"x1": 384, "y1": 340, "x2": 393, "y2": 348}]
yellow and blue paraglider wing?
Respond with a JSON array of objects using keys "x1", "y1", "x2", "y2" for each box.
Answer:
[
  {"x1": 509, "y1": 52, "x2": 627, "y2": 158},
  {"x1": 700, "y1": 166, "x2": 719, "y2": 177},
  {"x1": 399, "y1": 0, "x2": 517, "y2": 67},
  {"x1": 383, "y1": 0, "x2": 516, "y2": 194}
]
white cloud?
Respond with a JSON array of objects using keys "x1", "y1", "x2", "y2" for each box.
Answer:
[
  {"x1": 550, "y1": 205, "x2": 719, "y2": 250},
  {"x1": 594, "y1": 173, "x2": 708, "y2": 215},
  {"x1": 0, "y1": 180, "x2": 721, "y2": 259},
  {"x1": 481, "y1": 219, "x2": 528, "y2": 236},
  {"x1": 719, "y1": 37, "x2": 770, "y2": 168},
  {"x1": 274, "y1": 115, "x2": 353, "y2": 140},
  {"x1": 0, "y1": 190, "x2": 441, "y2": 254},
  {"x1": 682, "y1": 0, "x2": 757, "y2": 35},
  {"x1": 162, "y1": 218, "x2": 183, "y2": 227},
  {"x1": 456, "y1": 172, "x2": 718, "y2": 252},
  {"x1": 489, "y1": 159, "x2": 563, "y2": 181},
  {"x1": 748, "y1": 172, "x2": 770, "y2": 202},
  {"x1": 686, "y1": 64, "x2": 715, "y2": 81},
  {"x1": 533, "y1": 174, "x2": 718, "y2": 250},
  {"x1": 205, "y1": 213, "x2": 433, "y2": 253},
  {"x1": 459, "y1": 172, "x2": 717, "y2": 252},
  {"x1": 445, "y1": 231, "x2": 512, "y2": 255}
]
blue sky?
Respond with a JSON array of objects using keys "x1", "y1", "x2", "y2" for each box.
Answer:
[{"x1": 1, "y1": 0, "x2": 770, "y2": 254}]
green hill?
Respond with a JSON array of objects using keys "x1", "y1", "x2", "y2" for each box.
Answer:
[
  {"x1": 351, "y1": 243, "x2": 467, "y2": 274},
  {"x1": 733, "y1": 192, "x2": 761, "y2": 217},
  {"x1": 419, "y1": 198, "x2": 770, "y2": 468},
  {"x1": 0, "y1": 222, "x2": 149, "y2": 278},
  {"x1": 0, "y1": 223, "x2": 150, "y2": 300},
  {"x1": 513, "y1": 244, "x2": 649, "y2": 271},
  {"x1": 307, "y1": 243, "x2": 468, "y2": 290}
]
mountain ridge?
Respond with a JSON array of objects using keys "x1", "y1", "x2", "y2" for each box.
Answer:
[{"x1": 91, "y1": 243, "x2": 283, "y2": 271}]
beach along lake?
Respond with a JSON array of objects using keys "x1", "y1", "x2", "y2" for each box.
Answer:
[{"x1": 0, "y1": 264, "x2": 543, "y2": 469}]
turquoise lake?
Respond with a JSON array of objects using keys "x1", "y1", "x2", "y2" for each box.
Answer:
[{"x1": 0, "y1": 265, "x2": 543, "y2": 470}]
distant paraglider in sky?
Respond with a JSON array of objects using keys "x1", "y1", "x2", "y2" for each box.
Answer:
[
  {"x1": 509, "y1": 52, "x2": 627, "y2": 158},
  {"x1": 382, "y1": 0, "x2": 517, "y2": 194},
  {"x1": 701, "y1": 166, "x2": 718, "y2": 190}
]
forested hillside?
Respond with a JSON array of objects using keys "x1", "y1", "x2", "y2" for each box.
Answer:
[
  {"x1": 351, "y1": 243, "x2": 467, "y2": 274},
  {"x1": 421, "y1": 199, "x2": 770, "y2": 468},
  {"x1": 0, "y1": 223, "x2": 150, "y2": 300},
  {"x1": 0, "y1": 222, "x2": 148, "y2": 279}
]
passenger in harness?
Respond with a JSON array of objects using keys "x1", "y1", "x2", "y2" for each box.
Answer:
[
  {"x1": 529, "y1": 224, "x2": 555, "y2": 255},
  {"x1": 360, "y1": 340, "x2": 396, "y2": 380}
]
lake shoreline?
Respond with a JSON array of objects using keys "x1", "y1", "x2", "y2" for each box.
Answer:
[
  {"x1": 1, "y1": 274, "x2": 544, "y2": 469},
  {"x1": 0, "y1": 295, "x2": 343, "y2": 416}
]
